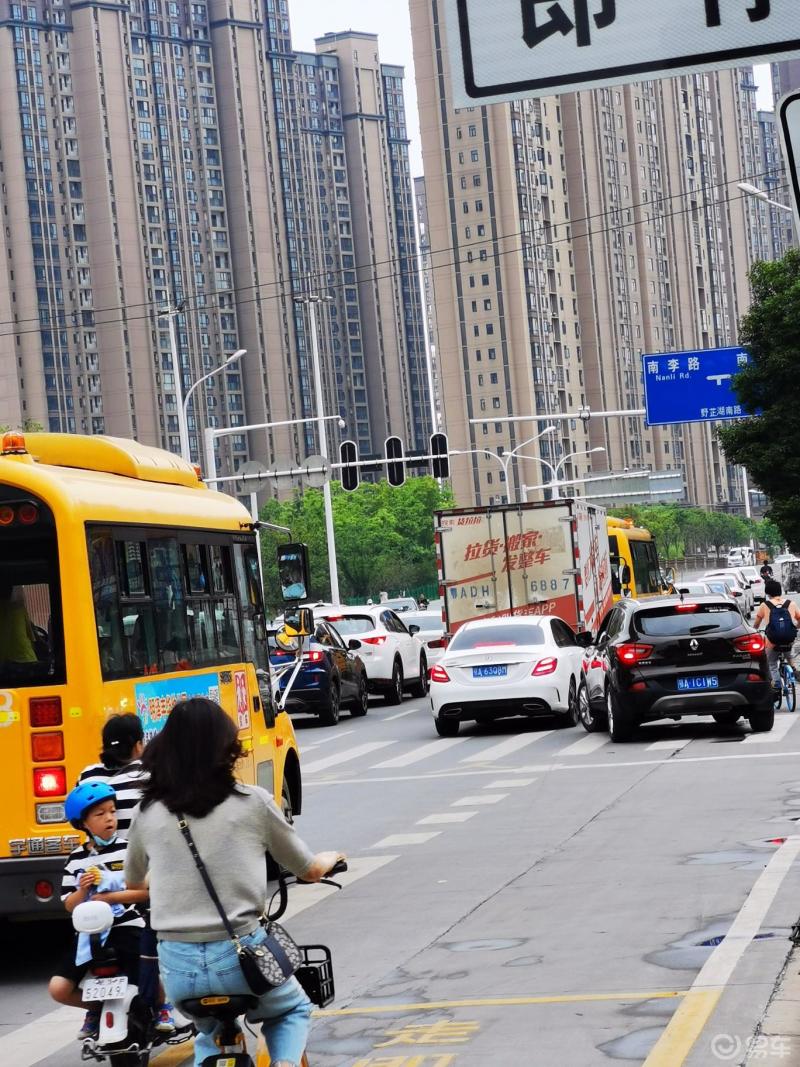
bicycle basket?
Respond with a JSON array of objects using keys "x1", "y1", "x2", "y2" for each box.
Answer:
[{"x1": 295, "y1": 944, "x2": 334, "y2": 1007}]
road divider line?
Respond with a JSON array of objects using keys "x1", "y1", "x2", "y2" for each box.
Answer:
[
  {"x1": 485, "y1": 778, "x2": 537, "y2": 787},
  {"x1": 302, "y1": 740, "x2": 396, "y2": 774},
  {"x1": 643, "y1": 835, "x2": 800, "y2": 1067},
  {"x1": 452, "y1": 793, "x2": 507, "y2": 806},
  {"x1": 646, "y1": 736, "x2": 693, "y2": 752},
  {"x1": 743, "y1": 713, "x2": 798, "y2": 744},
  {"x1": 559, "y1": 733, "x2": 610, "y2": 756},
  {"x1": 384, "y1": 707, "x2": 422, "y2": 721},
  {"x1": 460, "y1": 731, "x2": 555, "y2": 764},
  {"x1": 314, "y1": 989, "x2": 688, "y2": 1016},
  {"x1": 417, "y1": 811, "x2": 478, "y2": 824},
  {"x1": 299, "y1": 728, "x2": 354, "y2": 752},
  {"x1": 372, "y1": 736, "x2": 467, "y2": 769},
  {"x1": 370, "y1": 832, "x2": 441, "y2": 848}
]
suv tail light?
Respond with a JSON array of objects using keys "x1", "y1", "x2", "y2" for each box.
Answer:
[
  {"x1": 303, "y1": 650, "x2": 325, "y2": 663},
  {"x1": 362, "y1": 635, "x2": 386, "y2": 646},
  {"x1": 734, "y1": 633, "x2": 765, "y2": 653},
  {"x1": 430, "y1": 664, "x2": 450, "y2": 683},
  {"x1": 29, "y1": 696, "x2": 62, "y2": 727},
  {"x1": 532, "y1": 657, "x2": 557, "y2": 676},
  {"x1": 427, "y1": 637, "x2": 446, "y2": 649},
  {"x1": 616, "y1": 643, "x2": 654, "y2": 665}
]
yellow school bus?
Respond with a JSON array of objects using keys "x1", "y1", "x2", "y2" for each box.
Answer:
[
  {"x1": 607, "y1": 515, "x2": 667, "y2": 600},
  {"x1": 0, "y1": 431, "x2": 302, "y2": 918}
]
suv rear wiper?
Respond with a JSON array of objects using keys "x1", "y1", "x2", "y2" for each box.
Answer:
[{"x1": 688, "y1": 624, "x2": 720, "y2": 634}]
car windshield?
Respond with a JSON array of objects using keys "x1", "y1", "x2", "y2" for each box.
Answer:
[
  {"x1": 320, "y1": 614, "x2": 374, "y2": 635},
  {"x1": 635, "y1": 604, "x2": 742, "y2": 636},
  {"x1": 448, "y1": 623, "x2": 546, "y2": 651}
]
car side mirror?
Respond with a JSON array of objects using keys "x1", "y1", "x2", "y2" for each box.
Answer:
[
  {"x1": 408, "y1": 624, "x2": 420, "y2": 635},
  {"x1": 575, "y1": 630, "x2": 594, "y2": 648},
  {"x1": 347, "y1": 638, "x2": 362, "y2": 651}
]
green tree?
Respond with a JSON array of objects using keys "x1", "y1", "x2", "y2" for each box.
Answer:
[
  {"x1": 258, "y1": 477, "x2": 454, "y2": 611},
  {"x1": 718, "y1": 249, "x2": 800, "y2": 550}
]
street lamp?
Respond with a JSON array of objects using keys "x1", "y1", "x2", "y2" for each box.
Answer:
[
  {"x1": 523, "y1": 446, "x2": 606, "y2": 500},
  {"x1": 183, "y1": 349, "x2": 246, "y2": 460},
  {"x1": 451, "y1": 425, "x2": 557, "y2": 503},
  {"x1": 737, "y1": 181, "x2": 794, "y2": 215},
  {"x1": 294, "y1": 293, "x2": 340, "y2": 605},
  {"x1": 158, "y1": 301, "x2": 191, "y2": 463}
]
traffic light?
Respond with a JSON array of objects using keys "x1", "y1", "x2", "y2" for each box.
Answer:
[
  {"x1": 384, "y1": 435, "x2": 406, "y2": 487},
  {"x1": 429, "y1": 432, "x2": 450, "y2": 479},
  {"x1": 339, "y1": 439, "x2": 359, "y2": 492}
]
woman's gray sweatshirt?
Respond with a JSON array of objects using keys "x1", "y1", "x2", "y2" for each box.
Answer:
[{"x1": 125, "y1": 784, "x2": 315, "y2": 942}]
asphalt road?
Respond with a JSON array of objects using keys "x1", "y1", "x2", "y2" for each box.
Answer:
[{"x1": 3, "y1": 691, "x2": 800, "y2": 1067}]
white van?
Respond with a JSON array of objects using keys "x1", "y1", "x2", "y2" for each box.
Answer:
[{"x1": 727, "y1": 546, "x2": 754, "y2": 567}]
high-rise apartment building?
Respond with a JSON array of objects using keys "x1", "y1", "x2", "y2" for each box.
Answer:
[
  {"x1": 410, "y1": 0, "x2": 772, "y2": 510},
  {"x1": 414, "y1": 175, "x2": 442, "y2": 430},
  {"x1": 0, "y1": 2, "x2": 428, "y2": 481}
]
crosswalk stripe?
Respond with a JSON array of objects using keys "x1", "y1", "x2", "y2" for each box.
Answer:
[
  {"x1": 646, "y1": 736, "x2": 693, "y2": 752},
  {"x1": 371, "y1": 737, "x2": 467, "y2": 769},
  {"x1": 299, "y1": 728, "x2": 355, "y2": 753},
  {"x1": 460, "y1": 730, "x2": 555, "y2": 764},
  {"x1": 302, "y1": 741, "x2": 396, "y2": 774},
  {"x1": 485, "y1": 778, "x2": 537, "y2": 787},
  {"x1": 0, "y1": 1006, "x2": 80, "y2": 1063},
  {"x1": 417, "y1": 812, "x2": 478, "y2": 824},
  {"x1": 558, "y1": 733, "x2": 610, "y2": 757},
  {"x1": 371, "y1": 832, "x2": 441, "y2": 848},
  {"x1": 743, "y1": 712, "x2": 798, "y2": 744},
  {"x1": 452, "y1": 794, "x2": 508, "y2": 806}
]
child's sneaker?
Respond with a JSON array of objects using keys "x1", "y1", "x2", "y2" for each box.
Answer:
[
  {"x1": 155, "y1": 1002, "x2": 176, "y2": 1033},
  {"x1": 77, "y1": 1009, "x2": 101, "y2": 1041}
]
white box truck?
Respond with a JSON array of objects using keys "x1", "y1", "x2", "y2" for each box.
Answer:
[{"x1": 434, "y1": 499, "x2": 613, "y2": 637}]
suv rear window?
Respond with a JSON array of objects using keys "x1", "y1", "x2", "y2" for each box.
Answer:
[
  {"x1": 320, "y1": 614, "x2": 373, "y2": 635},
  {"x1": 634, "y1": 604, "x2": 742, "y2": 637}
]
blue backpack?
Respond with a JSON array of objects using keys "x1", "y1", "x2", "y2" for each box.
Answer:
[{"x1": 765, "y1": 600, "x2": 798, "y2": 646}]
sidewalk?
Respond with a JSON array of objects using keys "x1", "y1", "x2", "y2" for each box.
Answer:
[{"x1": 744, "y1": 945, "x2": 800, "y2": 1065}]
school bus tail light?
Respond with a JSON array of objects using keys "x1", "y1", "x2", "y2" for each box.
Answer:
[
  {"x1": 29, "y1": 695, "x2": 62, "y2": 727},
  {"x1": 33, "y1": 766, "x2": 67, "y2": 797},
  {"x1": 31, "y1": 731, "x2": 64, "y2": 762}
]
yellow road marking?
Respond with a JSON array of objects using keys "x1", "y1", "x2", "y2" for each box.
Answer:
[
  {"x1": 314, "y1": 989, "x2": 688, "y2": 1016},
  {"x1": 642, "y1": 988, "x2": 722, "y2": 1066}
]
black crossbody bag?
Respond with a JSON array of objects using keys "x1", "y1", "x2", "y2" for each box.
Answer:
[{"x1": 176, "y1": 814, "x2": 301, "y2": 995}]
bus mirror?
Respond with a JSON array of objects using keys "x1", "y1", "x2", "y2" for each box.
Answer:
[
  {"x1": 621, "y1": 564, "x2": 631, "y2": 586},
  {"x1": 277, "y1": 543, "x2": 309, "y2": 604},
  {"x1": 664, "y1": 566, "x2": 675, "y2": 586},
  {"x1": 283, "y1": 607, "x2": 314, "y2": 638}
]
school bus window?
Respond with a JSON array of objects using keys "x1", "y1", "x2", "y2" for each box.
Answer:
[
  {"x1": 208, "y1": 543, "x2": 230, "y2": 594},
  {"x1": 149, "y1": 536, "x2": 192, "y2": 670},
  {"x1": 118, "y1": 540, "x2": 147, "y2": 598},
  {"x1": 630, "y1": 540, "x2": 660, "y2": 595},
  {"x1": 89, "y1": 530, "x2": 127, "y2": 679},
  {"x1": 183, "y1": 542, "x2": 242, "y2": 667},
  {"x1": 234, "y1": 542, "x2": 267, "y2": 671},
  {"x1": 0, "y1": 536, "x2": 65, "y2": 687},
  {"x1": 183, "y1": 542, "x2": 208, "y2": 595}
]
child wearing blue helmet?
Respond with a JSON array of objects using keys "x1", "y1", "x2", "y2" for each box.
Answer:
[{"x1": 48, "y1": 780, "x2": 149, "y2": 1040}]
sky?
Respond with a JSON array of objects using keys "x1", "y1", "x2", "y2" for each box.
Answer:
[{"x1": 288, "y1": 1, "x2": 775, "y2": 181}]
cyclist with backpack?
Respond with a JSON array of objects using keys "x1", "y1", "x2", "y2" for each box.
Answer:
[{"x1": 753, "y1": 579, "x2": 800, "y2": 689}]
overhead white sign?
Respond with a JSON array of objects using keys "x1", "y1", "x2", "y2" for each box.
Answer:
[
  {"x1": 778, "y1": 90, "x2": 800, "y2": 238},
  {"x1": 445, "y1": 0, "x2": 800, "y2": 107}
]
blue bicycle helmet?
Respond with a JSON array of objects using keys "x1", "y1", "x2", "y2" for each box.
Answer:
[{"x1": 64, "y1": 780, "x2": 117, "y2": 829}]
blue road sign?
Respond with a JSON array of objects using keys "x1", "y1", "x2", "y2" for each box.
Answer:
[{"x1": 641, "y1": 347, "x2": 754, "y2": 427}]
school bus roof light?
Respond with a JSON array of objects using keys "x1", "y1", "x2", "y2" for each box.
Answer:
[{"x1": 1, "y1": 432, "x2": 27, "y2": 455}]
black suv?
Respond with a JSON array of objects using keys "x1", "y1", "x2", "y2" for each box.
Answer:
[{"x1": 582, "y1": 595, "x2": 774, "y2": 741}]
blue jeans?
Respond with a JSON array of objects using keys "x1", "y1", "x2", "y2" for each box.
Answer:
[{"x1": 158, "y1": 927, "x2": 312, "y2": 1065}]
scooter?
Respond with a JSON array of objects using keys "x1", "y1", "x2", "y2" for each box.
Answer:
[{"x1": 72, "y1": 900, "x2": 193, "y2": 1066}]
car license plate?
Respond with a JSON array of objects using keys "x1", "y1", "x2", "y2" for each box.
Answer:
[
  {"x1": 472, "y1": 665, "x2": 508, "y2": 678},
  {"x1": 81, "y1": 975, "x2": 129, "y2": 1001},
  {"x1": 677, "y1": 675, "x2": 719, "y2": 691}
]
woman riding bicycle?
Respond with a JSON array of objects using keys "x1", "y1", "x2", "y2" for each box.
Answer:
[
  {"x1": 753, "y1": 578, "x2": 800, "y2": 690},
  {"x1": 125, "y1": 698, "x2": 344, "y2": 1067}
]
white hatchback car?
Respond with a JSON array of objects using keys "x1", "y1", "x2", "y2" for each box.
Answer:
[
  {"x1": 400, "y1": 610, "x2": 448, "y2": 668},
  {"x1": 703, "y1": 569, "x2": 753, "y2": 615},
  {"x1": 429, "y1": 615, "x2": 591, "y2": 737},
  {"x1": 315, "y1": 605, "x2": 428, "y2": 704}
]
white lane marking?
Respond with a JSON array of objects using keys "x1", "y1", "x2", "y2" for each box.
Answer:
[
  {"x1": 646, "y1": 736, "x2": 693, "y2": 752},
  {"x1": 460, "y1": 731, "x2": 556, "y2": 764},
  {"x1": 281, "y1": 854, "x2": 398, "y2": 921},
  {"x1": 371, "y1": 737, "x2": 467, "y2": 769},
  {"x1": 299, "y1": 728, "x2": 355, "y2": 752},
  {"x1": 384, "y1": 707, "x2": 423, "y2": 721},
  {"x1": 416, "y1": 812, "x2": 478, "y2": 824},
  {"x1": 452, "y1": 794, "x2": 508, "y2": 806},
  {"x1": 302, "y1": 741, "x2": 396, "y2": 774},
  {"x1": 370, "y1": 832, "x2": 441, "y2": 848},
  {"x1": 558, "y1": 733, "x2": 610, "y2": 756},
  {"x1": 743, "y1": 713, "x2": 798, "y2": 744},
  {"x1": 485, "y1": 778, "x2": 537, "y2": 787},
  {"x1": 0, "y1": 1006, "x2": 80, "y2": 1064},
  {"x1": 309, "y1": 747, "x2": 800, "y2": 787}
]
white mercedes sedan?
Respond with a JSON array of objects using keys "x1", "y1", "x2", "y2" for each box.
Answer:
[{"x1": 429, "y1": 615, "x2": 591, "y2": 737}]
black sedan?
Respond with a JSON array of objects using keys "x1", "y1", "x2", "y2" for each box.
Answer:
[
  {"x1": 268, "y1": 620, "x2": 369, "y2": 727},
  {"x1": 582, "y1": 594, "x2": 774, "y2": 741}
]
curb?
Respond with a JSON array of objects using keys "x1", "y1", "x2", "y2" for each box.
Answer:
[{"x1": 744, "y1": 943, "x2": 800, "y2": 1065}]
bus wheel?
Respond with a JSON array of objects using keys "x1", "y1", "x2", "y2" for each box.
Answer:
[{"x1": 281, "y1": 779, "x2": 294, "y2": 824}]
